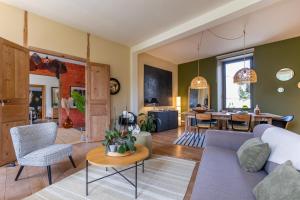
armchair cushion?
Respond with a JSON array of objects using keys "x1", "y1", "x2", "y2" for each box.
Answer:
[
  {"x1": 19, "y1": 144, "x2": 72, "y2": 167},
  {"x1": 204, "y1": 130, "x2": 254, "y2": 151}
]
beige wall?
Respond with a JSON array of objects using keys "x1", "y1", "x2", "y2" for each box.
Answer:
[
  {"x1": 0, "y1": 3, "x2": 23, "y2": 45},
  {"x1": 28, "y1": 13, "x2": 87, "y2": 58},
  {"x1": 0, "y1": 2, "x2": 130, "y2": 118},
  {"x1": 90, "y1": 35, "x2": 130, "y2": 116},
  {"x1": 138, "y1": 53, "x2": 178, "y2": 113}
]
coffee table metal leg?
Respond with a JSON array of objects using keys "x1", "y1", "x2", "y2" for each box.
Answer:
[
  {"x1": 86, "y1": 160, "x2": 88, "y2": 196},
  {"x1": 86, "y1": 162, "x2": 145, "y2": 198},
  {"x1": 135, "y1": 161, "x2": 137, "y2": 199},
  {"x1": 142, "y1": 160, "x2": 145, "y2": 173}
]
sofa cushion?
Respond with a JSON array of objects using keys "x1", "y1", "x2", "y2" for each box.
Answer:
[
  {"x1": 253, "y1": 161, "x2": 300, "y2": 200},
  {"x1": 253, "y1": 124, "x2": 273, "y2": 138},
  {"x1": 204, "y1": 130, "x2": 254, "y2": 151},
  {"x1": 264, "y1": 161, "x2": 279, "y2": 174},
  {"x1": 237, "y1": 138, "x2": 271, "y2": 172},
  {"x1": 262, "y1": 127, "x2": 300, "y2": 170},
  {"x1": 191, "y1": 146, "x2": 267, "y2": 200},
  {"x1": 19, "y1": 144, "x2": 72, "y2": 166}
]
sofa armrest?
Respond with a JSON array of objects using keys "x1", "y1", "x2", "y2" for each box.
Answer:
[{"x1": 204, "y1": 130, "x2": 254, "y2": 151}]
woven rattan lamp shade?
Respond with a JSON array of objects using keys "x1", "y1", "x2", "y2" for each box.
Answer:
[
  {"x1": 190, "y1": 76, "x2": 208, "y2": 89},
  {"x1": 233, "y1": 68, "x2": 257, "y2": 84},
  {"x1": 233, "y1": 29, "x2": 257, "y2": 84}
]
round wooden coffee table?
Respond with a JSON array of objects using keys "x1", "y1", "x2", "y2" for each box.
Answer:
[{"x1": 86, "y1": 144, "x2": 149, "y2": 199}]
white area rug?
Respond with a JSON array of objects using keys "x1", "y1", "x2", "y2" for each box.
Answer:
[{"x1": 24, "y1": 155, "x2": 195, "y2": 200}]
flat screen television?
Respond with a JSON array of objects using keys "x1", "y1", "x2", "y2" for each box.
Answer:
[{"x1": 144, "y1": 65, "x2": 172, "y2": 106}]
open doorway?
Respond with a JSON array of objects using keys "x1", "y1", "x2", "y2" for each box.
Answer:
[
  {"x1": 29, "y1": 52, "x2": 86, "y2": 143},
  {"x1": 29, "y1": 84, "x2": 46, "y2": 123}
]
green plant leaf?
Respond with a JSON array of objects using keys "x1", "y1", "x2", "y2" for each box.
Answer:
[
  {"x1": 137, "y1": 113, "x2": 159, "y2": 132},
  {"x1": 71, "y1": 91, "x2": 85, "y2": 113},
  {"x1": 118, "y1": 144, "x2": 126, "y2": 153}
]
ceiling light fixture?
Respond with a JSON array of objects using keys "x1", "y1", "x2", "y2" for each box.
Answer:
[
  {"x1": 233, "y1": 29, "x2": 257, "y2": 84},
  {"x1": 190, "y1": 32, "x2": 208, "y2": 89}
]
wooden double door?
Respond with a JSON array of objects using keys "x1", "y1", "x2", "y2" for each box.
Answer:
[
  {"x1": 86, "y1": 62, "x2": 110, "y2": 142},
  {"x1": 0, "y1": 38, "x2": 29, "y2": 166},
  {"x1": 0, "y1": 37, "x2": 111, "y2": 165}
]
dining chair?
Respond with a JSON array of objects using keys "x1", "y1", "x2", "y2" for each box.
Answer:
[
  {"x1": 229, "y1": 113, "x2": 252, "y2": 132},
  {"x1": 272, "y1": 115, "x2": 294, "y2": 129},
  {"x1": 195, "y1": 113, "x2": 216, "y2": 131},
  {"x1": 10, "y1": 122, "x2": 76, "y2": 185}
]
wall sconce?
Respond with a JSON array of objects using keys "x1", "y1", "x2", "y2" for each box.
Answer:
[
  {"x1": 298, "y1": 82, "x2": 300, "y2": 89},
  {"x1": 176, "y1": 96, "x2": 181, "y2": 126}
]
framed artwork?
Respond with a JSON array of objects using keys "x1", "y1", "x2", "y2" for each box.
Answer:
[
  {"x1": 70, "y1": 86, "x2": 85, "y2": 107},
  {"x1": 110, "y1": 78, "x2": 121, "y2": 95},
  {"x1": 144, "y1": 65, "x2": 172, "y2": 106},
  {"x1": 51, "y1": 87, "x2": 59, "y2": 107}
]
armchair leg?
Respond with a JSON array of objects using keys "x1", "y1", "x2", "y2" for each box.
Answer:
[
  {"x1": 15, "y1": 165, "x2": 24, "y2": 181},
  {"x1": 69, "y1": 156, "x2": 76, "y2": 168},
  {"x1": 47, "y1": 166, "x2": 52, "y2": 185}
]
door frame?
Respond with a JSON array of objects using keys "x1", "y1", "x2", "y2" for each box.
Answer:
[
  {"x1": 29, "y1": 84, "x2": 46, "y2": 119},
  {"x1": 29, "y1": 48, "x2": 86, "y2": 127},
  {"x1": 28, "y1": 47, "x2": 111, "y2": 141}
]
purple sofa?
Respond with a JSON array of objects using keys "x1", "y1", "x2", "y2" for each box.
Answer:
[{"x1": 190, "y1": 124, "x2": 272, "y2": 200}]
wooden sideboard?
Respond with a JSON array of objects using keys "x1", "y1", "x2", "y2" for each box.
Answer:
[{"x1": 148, "y1": 110, "x2": 178, "y2": 132}]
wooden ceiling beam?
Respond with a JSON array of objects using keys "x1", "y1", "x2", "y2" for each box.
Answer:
[
  {"x1": 23, "y1": 10, "x2": 28, "y2": 47},
  {"x1": 28, "y1": 46, "x2": 87, "y2": 63},
  {"x1": 87, "y1": 33, "x2": 90, "y2": 61}
]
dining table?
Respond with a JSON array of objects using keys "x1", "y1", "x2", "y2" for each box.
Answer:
[{"x1": 183, "y1": 111, "x2": 282, "y2": 131}]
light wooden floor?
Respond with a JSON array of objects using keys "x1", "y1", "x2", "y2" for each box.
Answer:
[{"x1": 0, "y1": 127, "x2": 203, "y2": 200}]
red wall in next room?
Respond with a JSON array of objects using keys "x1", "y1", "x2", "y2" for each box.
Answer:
[{"x1": 59, "y1": 63, "x2": 85, "y2": 128}]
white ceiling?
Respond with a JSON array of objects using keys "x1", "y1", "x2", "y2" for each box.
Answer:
[
  {"x1": 147, "y1": 0, "x2": 300, "y2": 64},
  {"x1": 0, "y1": 0, "x2": 233, "y2": 46}
]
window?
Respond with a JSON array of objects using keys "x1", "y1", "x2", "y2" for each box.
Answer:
[{"x1": 222, "y1": 57, "x2": 253, "y2": 109}]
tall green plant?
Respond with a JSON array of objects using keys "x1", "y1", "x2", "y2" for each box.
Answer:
[
  {"x1": 138, "y1": 113, "x2": 159, "y2": 132},
  {"x1": 71, "y1": 91, "x2": 85, "y2": 113}
]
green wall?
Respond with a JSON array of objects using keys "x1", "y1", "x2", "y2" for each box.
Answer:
[
  {"x1": 178, "y1": 57, "x2": 217, "y2": 112},
  {"x1": 253, "y1": 37, "x2": 300, "y2": 132},
  {"x1": 178, "y1": 36, "x2": 300, "y2": 133}
]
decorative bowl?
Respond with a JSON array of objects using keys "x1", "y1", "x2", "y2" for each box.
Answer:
[
  {"x1": 192, "y1": 107, "x2": 207, "y2": 113},
  {"x1": 106, "y1": 151, "x2": 132, "y2": 157}
]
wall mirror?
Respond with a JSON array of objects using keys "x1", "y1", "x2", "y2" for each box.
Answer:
[
  {"x1": 276, "y1": 68, "x2": 294, "y2": 81},
  {"x1": 188, "y1": 85, "x2": 210, "y2": 111}
]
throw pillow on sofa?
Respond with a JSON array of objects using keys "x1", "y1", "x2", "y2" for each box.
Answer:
[
  {"x1": 237, "y1": 137, "x2": 271, "y2": 172},
  {"x1": 253, "y1": 161, "x2": 300, "y2": 200}
]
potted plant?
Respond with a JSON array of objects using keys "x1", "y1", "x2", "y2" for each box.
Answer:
[
  {"x1": 102, "y1": 129, "x2": 136, "y2": 156},
  {"x1": 240, "y1": 105, "x2": 249, "y2": 113},
  {"x1": 71, "y1": 91, "x2": 86, "y2": 141},
  {"x1": 138, "y1": 113, "x2": 160, "y2": 133},
  {"x1": 71, "y1": 91, "x2": 85, "y2": 113}
]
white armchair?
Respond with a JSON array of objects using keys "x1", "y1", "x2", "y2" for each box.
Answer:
[{"x1": 10, "y1": 122, "x2": 76, "y2": 185}]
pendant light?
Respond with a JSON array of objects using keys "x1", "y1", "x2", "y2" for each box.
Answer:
[
  {"x1": 233, "y1": 29, "x2": 257, "y2": 84},
  {"x1": 190, "y1": 32, "x2": 208, "y2": 89}
]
